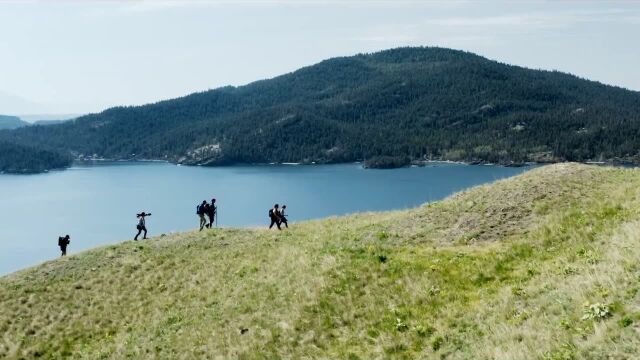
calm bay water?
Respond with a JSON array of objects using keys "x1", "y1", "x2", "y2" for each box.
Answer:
[{"x1": 0, "y1": 162, "x2": 536, "y2": 274}]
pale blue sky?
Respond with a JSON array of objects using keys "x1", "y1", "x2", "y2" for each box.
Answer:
[{"x1": 0, "y1": 0, "x2": 639, "y2": 115}]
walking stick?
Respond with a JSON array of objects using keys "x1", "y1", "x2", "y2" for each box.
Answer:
[{"x1": 216, "y1": 205, "x2": 218, "y2": 228}]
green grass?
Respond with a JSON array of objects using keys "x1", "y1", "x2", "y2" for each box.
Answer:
[{"x1": 2, "y1": 163, "x2": 640, "y2": 359}]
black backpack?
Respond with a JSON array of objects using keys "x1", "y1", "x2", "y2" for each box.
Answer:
[
  {"x1": 196, "y1": 205, "x2": 201, "y2": 215},
  {"x1": 58, "y1": 236, "x2": 68, "y2": 246},
  {"x1": 268, "y1": 209, "x2": 274, "y2": 218}
]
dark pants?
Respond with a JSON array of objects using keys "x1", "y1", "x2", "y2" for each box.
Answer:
[
  {"x1": 199, "y1": 214, "x2": 207, "y2": 231},
  {"x1": 135, "y1": 226, "x2": 147, "y2": 240},
  {"x1": 60, "y1": 246, "x2": 67, "y2": 256},
  {"x1": 207, "y1": 212, "x2": 215, "y2": 228},
  {"x1": 269, "y1": 217, "x2": 281, "y2": 230},
  {"x1": 281, "y1": 217, "x2": 288, "y2": 228}
]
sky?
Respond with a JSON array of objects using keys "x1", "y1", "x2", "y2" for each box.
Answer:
[{"x1": 0, "y1": 0, "x2": 639, "y2": 116}]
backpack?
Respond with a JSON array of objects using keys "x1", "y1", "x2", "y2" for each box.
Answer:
[
  {"x1": 58, "y1": 236, "x2": 64, "y2": 246},
  {"x1": 196, "y1": 205, "x2": 201, "y2": 215},
  {"x1": 268, "y1": 209, "x2": 274, "y2": 218}
]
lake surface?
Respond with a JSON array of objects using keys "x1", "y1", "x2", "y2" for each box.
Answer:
[{"x1": 0, "y1": 162, "x2": 536, "y2": 274}]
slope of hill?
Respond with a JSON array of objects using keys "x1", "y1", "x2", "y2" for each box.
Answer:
[
  {"x1": 2, "y1": 164, "x2": 639, "y2": 359},
  {"x1": 0, "y1": 115, "x2": 28, "y2": 130},
  {"x1": 0, "y1": 141, "x2": 71, "y2": 174},
  {"x1": 2, "y1": 47, "x2": 640, "y2": 170}
]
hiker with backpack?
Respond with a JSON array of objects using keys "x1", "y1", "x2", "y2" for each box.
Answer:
[
  {"x1": 134, "y1": 212, "x2": 151, "y2": 240},
  {"x1": 58, "y1": 234, "x2": 70, "y2": 256},
  {"x1": 280, "y1": 204, "x2": 288, "y2": 228},
  {"x1": 268, "y1": 203, "x2": 282, "y2": 230},
  {"x1": 197, "y1": 200, "x2": 208, "y2": 231},
  {"x1": 207, "y1": 198, "x2": 217, "y2": 228}
]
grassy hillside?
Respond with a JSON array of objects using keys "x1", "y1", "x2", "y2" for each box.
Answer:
[
  {"x1": 2, "y1": 47, "x2": 640, "y2": 170},
  {"x1": 2, "y1": 164, "x2": 640, "y2": 359}
]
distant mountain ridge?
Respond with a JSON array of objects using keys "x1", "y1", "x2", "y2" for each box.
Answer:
[
  {"x1": 19, "y1": 113, "x2": 79, "y2": 124},
  {"x1": 0, "y1": 115, "x2": 28, "y2": 130},
  {"x1": 0, "y1": 114, "x2": 75, "y2": 129},
  {"x1": 33, "y1": 119, "x2": 70, "y2": 126},
  {"x1": 1, "y1": 46, "x2": 640, "y2": 171}
]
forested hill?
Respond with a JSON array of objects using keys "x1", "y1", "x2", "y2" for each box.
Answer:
[
  {"x1": 2, "y1": 47, "x2": 640, "y2": 169},
  {"x1": 0, "y1": 141, "x2": 71, "y2": 174}
]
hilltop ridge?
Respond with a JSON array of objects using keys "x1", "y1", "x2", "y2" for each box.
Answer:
[
  {"x1": 1, "y1": 46, "x2": 640, "y2": 173},
  {"x1": 2, "y1": 163, "x2": 640, "y2": 359}
]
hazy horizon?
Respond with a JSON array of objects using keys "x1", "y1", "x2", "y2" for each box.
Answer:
[{"x1": 1, "y1": 0, "x2": 639, "y2": 115}]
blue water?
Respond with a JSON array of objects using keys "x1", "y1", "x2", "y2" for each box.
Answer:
[{"x1": 0, "y1": 162, "x2": 536, "y2": 274}]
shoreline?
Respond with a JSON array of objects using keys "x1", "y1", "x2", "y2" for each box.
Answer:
[{"x1": 3, "y1": 157, "x2": 637, "y2": 175}]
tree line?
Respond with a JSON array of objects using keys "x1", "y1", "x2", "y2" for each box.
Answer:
[{"x1": 0, "y1": 141, "x2": 71, "y2": 174}]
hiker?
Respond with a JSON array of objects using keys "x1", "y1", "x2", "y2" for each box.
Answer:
[
  {"x1": 135, "y1": 212, "x2": 151, "y2": 240},
  {"x1": 58, "y1": 235, "x2": 70, "y2": 256},
  {"x1": 207, "y1": 198, "x2": 217, "y2": 228},
  {"x1": 203, "y1": 202, "x2": 212, "y2": 228},
  {"x1": 279, "y1": 205, "x2": 289, "y2": 228},
  {"x1": 268, "y1": 203, "x2": 282, "y2": 230},
  {"x1": 197, "y1": 200, "x2": 208, "y2": 231}
]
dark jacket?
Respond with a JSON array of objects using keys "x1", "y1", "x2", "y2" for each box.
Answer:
[{"x1": 58, "y1": 237, "x2": 70, "y2": 247}]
